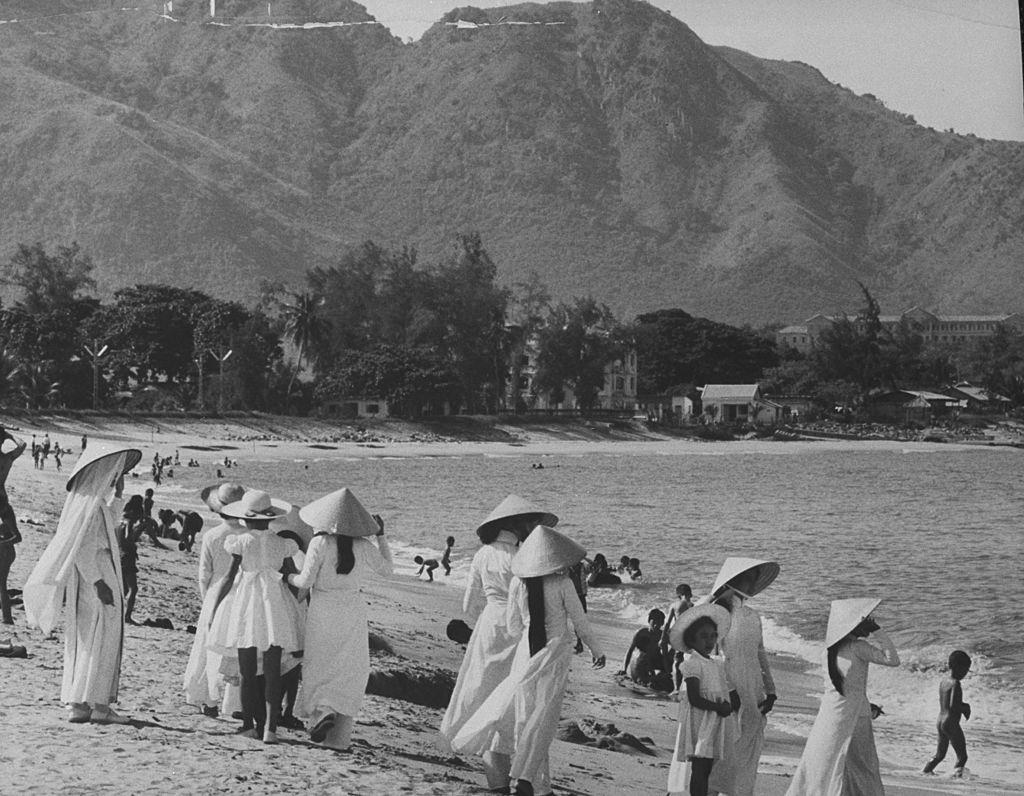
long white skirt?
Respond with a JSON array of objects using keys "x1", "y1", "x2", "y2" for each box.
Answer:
[
  {"x1": 296, "y1": 588, "x2": 368, "y2": 719},
  {"x1": 183, "y1": 586, "x2": 225, "y2": 707},
  {"x1": 62, "y1": 558, "x2": 124, "y2": 706},
  {"x1": 453, "y1": 632, "x2": 573, "y2": 795},
  {"x1": 438, "y1": 600, "x2": 519, "y2": 753}
]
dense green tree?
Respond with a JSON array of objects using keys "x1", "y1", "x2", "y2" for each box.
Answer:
[
  {"x1": 534, "y1": 298, "x2": 627, "y2": 411},
  {"x1": 315, "y1": 345, "x2": 460, "y2": 418},
  {"x1": 1, "y1": 242, "x2": 95, "y2": 315},
  {"x1": 634, "y1": 308, "x2": 778, "y2": 394}
]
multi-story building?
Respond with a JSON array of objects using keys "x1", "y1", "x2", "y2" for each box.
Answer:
[
  {"x1": 777, "y1": 307, "x2": 1022, "y2": 354},
  {"x1": 515, "y1": 337, "x2": 639, "y2": 412}
]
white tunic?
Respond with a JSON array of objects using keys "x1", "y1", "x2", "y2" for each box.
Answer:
[
  {"x1": 453, "y1": 574, "x2": 604, "y2": 795},
  {"x1": 709, "y1": 602, "x2": 777, "y2": 796},
  {"x1": 787, "y1": 632, "x2": 900, "y2": 796},
  {"x1": 438, "y1": 531, "x2": 520, "y2": 752},
  {"x1": 208, "y1": 531, "x2": 302, "y2": 652},
  {"x1": 63, "y1": 501, "x2": 124, "y2": 705},
  {"x1": 289, "y1": 534, "x2": 392, "y2": 719}
]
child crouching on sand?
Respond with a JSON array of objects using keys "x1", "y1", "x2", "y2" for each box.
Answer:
[
  {"x1": 666, "y1": 603, "x2": 739, "y2": 796},
  {"x1": 923, "y1": 650, "x2": 972, "y2": 777}
]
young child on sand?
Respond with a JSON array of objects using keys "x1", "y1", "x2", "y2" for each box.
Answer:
[
  {"x1": 666, "y1": 604, "x2": 739, "y2": 796},
  {"x1": 414, "y1": 555, "x2": 440, "y2": 581},
  {"x1": 620, "y1": 608, "x2": 668, "y2": 689},
  {"x1": 440, "y1": 536, "x2": 455, "y2": 576},
  {"x1": 923, "y1": 650, "x2": 972, "y2": 777}
]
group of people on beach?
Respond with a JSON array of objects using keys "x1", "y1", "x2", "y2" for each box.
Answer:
[{"x1": 2, "y1": 433, "x2": 977, "y2": 795}]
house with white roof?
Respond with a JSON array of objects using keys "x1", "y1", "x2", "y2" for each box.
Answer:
[{"x1": 699, "y1": 384, "x2": 782, "y2": 425}]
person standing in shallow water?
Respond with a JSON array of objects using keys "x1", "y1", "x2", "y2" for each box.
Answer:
[
  {"x1": 439, "y1": 494, "x2": 559, "y2": 792},
  {"x1": 786, "y1": 598, "x2": 900, "y2": 796},
  {"x1": 288, "y1": 488, "x2": 392, "y2": 751},
  {"x1": 24, "y1": 445, "x2": 142, "y2": 724},
  {"x1": 707, "y1": 558, "x2": 780, "y2": 796}
]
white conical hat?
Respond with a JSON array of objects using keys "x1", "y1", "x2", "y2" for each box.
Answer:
[
  {"x1": 510, "y1": 525, "x2": 585, "y2": 578},
  {"x1": 711, "y1": 557, "x2": 780, "y2": 598},
  {"x1": 66, "y1": 445, "x2": 142, "y2": 491},
  {"x1": 475, "y1": 494, "x2": 558, "y2": 540},
  {"x1": 825, "y1": 598, "x2": 882, "y2": 648},
  {"x1": 220, "y1": 490, "x2": 291, "y2": 520},
  {"x1": 667, "y1": 601, "x2": 732, "y2": 652},
  {"x1": 299, "y1": 488, "x2": 378, "y2": 538},
  {"x1": 200, "y1": 482, "x2": 247, "y2": 513}
]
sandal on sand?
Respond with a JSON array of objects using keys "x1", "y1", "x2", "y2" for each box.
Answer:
[
  {"x1": 68, "y1": 703, "x2": 91, "y2": 723},
  {"x1": 91, "y1": 708, "x2": 131, "y2": 725},
  {"x1": 263, "y1": 729, "x2": 278, "y2": 744},
  {"x1": 309, "y1": 714, "x2": 336, "y2": 743},
  {"x1": 0, "y1": 644, "x2": 27, "y2": 658}
]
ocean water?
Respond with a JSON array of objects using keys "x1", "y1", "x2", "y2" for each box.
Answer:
[{"x1": 229, "y1": 440, "x2": 1023, "y2": 788}]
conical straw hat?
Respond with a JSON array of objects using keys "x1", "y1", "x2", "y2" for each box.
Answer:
[
  {"x1": 825, "y1": 597, "x2": 882, "y2": 648},
  {"x1": 200, "y1": 482, "x2": 247, "y2": 513},
  {"x1": 475, "y1": 494, "x2": 558, "y2": 540},
  {"x1": 66, "y1": 445, "x2": 142, "y2": 491},
  {"x1": 220, "y1": 490, "x2": 291, "y2": 520},
  {"x1": 510, "y1": 525, "x2": 585, "y2": 578},
  {"x1": 711, "y1": 557, "x2": 780, "y2": 598},
  {"x1": 299, "y1": 488, "x2": 378, "y2": 538},
  {"x1": 668, "y1": 600, "x2": 732, "y2": 652}
]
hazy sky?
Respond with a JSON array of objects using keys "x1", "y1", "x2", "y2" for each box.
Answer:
[{"x1": 358, "y1": 0, "x2": 1024, "y2": 142}]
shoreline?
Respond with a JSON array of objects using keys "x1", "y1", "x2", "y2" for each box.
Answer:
[{"x1": 1, "y1": 418, "x2": 1018, "y2": 794}]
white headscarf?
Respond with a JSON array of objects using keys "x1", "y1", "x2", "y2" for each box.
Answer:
[{"x1": 24, "y1": 452, "x2": 127, "y2": 633}]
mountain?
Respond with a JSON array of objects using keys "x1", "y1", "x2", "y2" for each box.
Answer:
[{"x1": 1, "y1": 0, "x2": 1021, "y2": 324}]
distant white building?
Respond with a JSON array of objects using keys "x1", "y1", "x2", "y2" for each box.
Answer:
[
  {"x1": 517, "y1": 339, "x2": 639, "y2": 412},
  {"x1": 700, "y1": 384, "x2": 782, "y2": 424},
  {"x1": 777, "y1": 307, "x2": 1022, "y2": 354}
]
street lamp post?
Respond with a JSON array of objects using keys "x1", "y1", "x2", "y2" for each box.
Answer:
[
  {"x1": 210, "y1": 348, "x2": 233, "y2": 414},
  {"x1": 194, "y1": 355, "x2": 205, "y2": 410},
  {"x1": 82, "y1": 340, "x2": 109, "y2": 410}
]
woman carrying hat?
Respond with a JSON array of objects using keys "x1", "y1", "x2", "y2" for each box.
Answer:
[
  {"x1": 706, "y1": 558, "x2": 780, "y2": 796},
  {"x1": 787, "y1": 599, "x2": 899, "y2": 796},
  {"x1": 24, "y1": 445, "x2": 142, "y2": 724},
  {"x1": 286, "y1": 488, "x2": 392, "y2": 750},
  {"x1": 454, "y1": 525, "x2": 606, "y2": 796},
  {"x1": 207, "y1": 489, "x2": 302, "y2": 743},
  {"x1": 438, "y1": 495, "x2": 557, "y2": 791}
]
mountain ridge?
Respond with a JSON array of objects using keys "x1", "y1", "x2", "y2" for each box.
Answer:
[{"x1": 1, "y1": 0, "x2": 1021, "y2": 324}]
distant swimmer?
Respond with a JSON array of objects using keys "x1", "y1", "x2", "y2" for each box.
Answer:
[{"x1": 586, "y1": 553, "x2": 621, "y2": 587}]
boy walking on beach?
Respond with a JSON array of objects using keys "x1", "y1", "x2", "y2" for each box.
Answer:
[{"x1": 923, "y1": 650, "x2": 972, "y2": 777}]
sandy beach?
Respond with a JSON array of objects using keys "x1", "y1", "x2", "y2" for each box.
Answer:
[{"x1": 0, "y1": 413, "x2": 1016, "y2": 795}]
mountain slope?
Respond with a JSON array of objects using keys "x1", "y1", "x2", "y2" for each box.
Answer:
[{"x1": 0, "y1": 0, "x2": 1020, "y2": 323}]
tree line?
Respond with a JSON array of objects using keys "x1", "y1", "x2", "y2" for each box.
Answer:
[{"x1": 1, "y1": 243, "x2": 1021, "y2": 418}]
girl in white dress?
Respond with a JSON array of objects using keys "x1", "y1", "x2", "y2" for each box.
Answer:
[
  {"x1": 667, "y1": 603, "x2": 740, "y2": 796},
  {"x1": 208, "y1": 490, "x2": 300, "y2": 744},
  {"x1": 438, "y1": 494, "x2": 558, "y2": 791},
  {"x1": 453, "y1": 525, "x2": 605, "y2": 796},
  {"x1": 787, "y1": 599, "x2": 900, "y2": 796},
  {"x1": 288, "y1": 488, "x2": 392, "y2": 750}
]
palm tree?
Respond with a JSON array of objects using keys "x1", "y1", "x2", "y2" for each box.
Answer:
[{"x1": 279, "y1": 291, "x2": 329, "y2": 406}]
